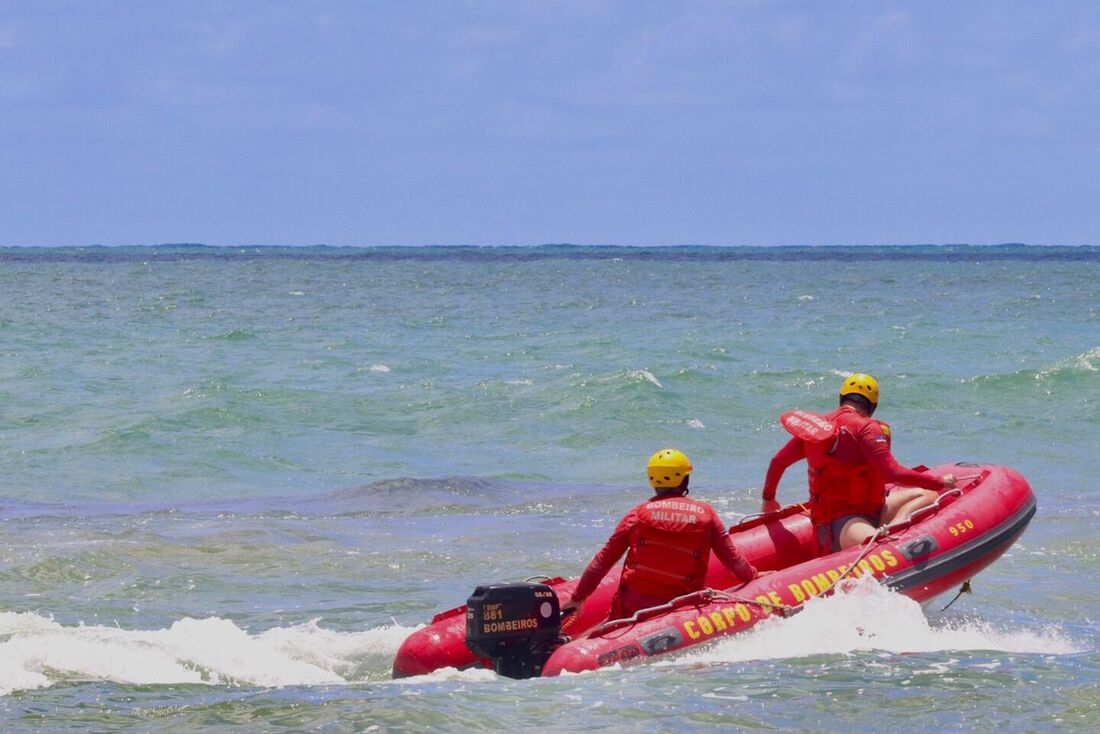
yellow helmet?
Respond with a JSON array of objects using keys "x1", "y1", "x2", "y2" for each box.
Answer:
[
  {"x1": 647, "y1": 448, "x2": 693, "y2": 490},
  {"x1": 840, "y1": 373, "x2": 880, "y2": 406}
]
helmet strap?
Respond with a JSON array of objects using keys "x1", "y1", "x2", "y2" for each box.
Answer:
[
  {"x1": 840, "y1": 394, "x2": 875, "y2": 416},
  {"x1": 654, "y1": 476, "x2": 690, "y2": 497}
]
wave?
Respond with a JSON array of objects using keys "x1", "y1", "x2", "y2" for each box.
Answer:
[
  {"x1": 207, "y1": 328, "x2": 259, "y2": 342},
  {"x1": 0, "y1": 475, "x2": 602, "y2": 521},
  {"x1": 963, "y1": 347, "x2": 1100, "y2": 389},
  {"x1": 1034, "y1": 346, "x2": 1100, "y2": 379},
  {"x1": 570, "y1": 368, "x2": 666, "y2": 392},
  {"x1": 0, "y1": 612, "x2": 418, "y2": 697},
  {"x1": 326, "y1": 476, "x2": 527, "y2": 515},
  {"x1": 671, "y1": 579, "x2": 1081, "y2": 667}
]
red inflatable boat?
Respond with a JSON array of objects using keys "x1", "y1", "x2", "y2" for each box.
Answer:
[{"x1": 392, "y1": 463, "x2": 1035, "y2": 679}]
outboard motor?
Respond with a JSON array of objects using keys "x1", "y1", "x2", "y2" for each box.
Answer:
[{"x1": 465, "y1": 582, "x2": 562, "y2": 679}]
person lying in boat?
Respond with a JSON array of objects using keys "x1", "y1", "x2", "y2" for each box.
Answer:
[
  {"x1": 561, "y1": 448, "x2": 758, "y2": 620},
  {"x1": 760, "y1": 372, "x2": 957, "y2": 554}
]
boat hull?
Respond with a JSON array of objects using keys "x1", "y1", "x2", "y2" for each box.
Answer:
[{"x1": 393, "y1": 463, "x2": 1035, "y2": 678}]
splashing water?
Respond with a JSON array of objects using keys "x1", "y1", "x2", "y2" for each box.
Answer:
[
  {"x1": 673, "y1": 579, "x2": 1080, "y2": 668},
  {"x1": 0, "y1": 612, "x2": 420, "y2": 696}
]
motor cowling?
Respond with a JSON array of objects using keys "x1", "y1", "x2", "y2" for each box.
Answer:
[{"x1": 465, "y1": 582, "x2": 562, "y2": 679}]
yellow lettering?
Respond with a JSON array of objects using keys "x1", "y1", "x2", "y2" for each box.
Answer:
[
  {"x1": 826, "y1": 569, "x2": 841, "y2": 583},
  {"x1": 801, "y1": 579, "x2": 819, "y2": 598},
  {"x1": 768, "y1": 591, "x2": 784, "y2": 607},
  {"x1": 869, "y1": 554, "x2": 886, "y2": 572},
  {"x1": 736, "y1": 603, "x2": 751, "y2": 622},
  {"x1": 788, "y1": 584, "x2": 806, "y2": 603},
  {"x1": 723, "y1": 608, "x2": 739, "y2": 627},
  {"x1": 858, "y1": 559, "x2": 874, "y2": 576},
  {"x1": 881, "y1": 549, "x2": 898, "y2": 567},
  {"x1": 699, "y1": 616, "x2": 714, "y2": 635},
  {"x1": 709, "y1": 611, "x2": 727, "y2": 632},
  {"x1": 810, "y1": 573, "x2": 831, "y2": 594},
  {"x1": 684, "y1": 620, "x2": 700, "y2": 640}
]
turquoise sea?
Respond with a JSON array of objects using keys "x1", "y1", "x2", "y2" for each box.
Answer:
[{"x1": 0, "y1": 245, "x2": 1097, "y2": 732}]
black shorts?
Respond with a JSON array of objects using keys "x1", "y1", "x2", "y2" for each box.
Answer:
[{"x1": 816, "y1": 512, "x2": 882, "y2": 554}]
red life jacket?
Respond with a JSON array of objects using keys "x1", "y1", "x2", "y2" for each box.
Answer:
[
  {"x1": 620, "y1": 495, "x2": 714, "y2": 599},
  {"x1": 780, "y1": 406, "x2": 888, "y2": 526}
]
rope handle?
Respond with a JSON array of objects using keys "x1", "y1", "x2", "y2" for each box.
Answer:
[{"x1": 585, "y1": 585, "x2": 802, "y2": 638}]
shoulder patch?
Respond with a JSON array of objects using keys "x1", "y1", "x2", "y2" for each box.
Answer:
[{"x1": 879, "y1": 422, "x2": 891, "y2": 437}]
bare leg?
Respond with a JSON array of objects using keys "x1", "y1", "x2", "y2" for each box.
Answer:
[
  {"x1": 882, "y1": 488, "x2": 938, "y2": 525},
  {"x1": 838, "y1": 516, "x2": 878, "y2": 549}
]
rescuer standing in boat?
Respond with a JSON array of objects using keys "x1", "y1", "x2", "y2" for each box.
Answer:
[
  {"x1": 761, "y1": 373, "x2": 957, "y2": 553},
  {"x1": 562, "y1": 449, "x2": 757, "y2": 620}
]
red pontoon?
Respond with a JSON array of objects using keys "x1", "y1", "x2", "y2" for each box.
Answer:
[{"x1": 393, "y1": 463, "x2": 1035, "y2": 678}]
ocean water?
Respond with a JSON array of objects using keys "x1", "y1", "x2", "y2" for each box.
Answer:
[{"x1": 0, "y1": 245, "x2": 1097, "y2": 732}]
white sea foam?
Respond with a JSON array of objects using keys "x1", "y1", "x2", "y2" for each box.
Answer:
[
  {"x1": 369, "y1": 364, "x2": 391, "y2": 373},
  {"x1": 1036, "y1": 346, "x2": 1100, "y2": 378},
  {"x1": 964, "y1": 346, "x2": 1100, "y2": 384},
  {"x1": 391, "y1": 665, "x2": 499, "y2": 685},
  {"x1": 626, "y1": 369, "x2": 663, "y2": 388},
  {"x1": 686, "y1": 418, "x2": 706, "y2": 429},
  {"x1": 0, "y1": 612, "x2": 419, "y2": 696},
  {"x1": 671, "y1": 579, "x2": 1080, "y2": 668}
]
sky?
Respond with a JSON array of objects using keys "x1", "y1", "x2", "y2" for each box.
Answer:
[{"x1": 1, "y1": 1, "x2": 1097, "y2": 247}]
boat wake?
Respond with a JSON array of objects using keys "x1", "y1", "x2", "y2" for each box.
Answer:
[
  {"x1": 3, "y1": 582, "x2": 1080, "y2": 696},
  {"x1": 0, "y1": 612, "x2": 418, "y2": 696}
]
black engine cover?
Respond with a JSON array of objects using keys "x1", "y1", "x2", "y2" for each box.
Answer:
[{"x1": 466, "y1": 582, "x2": 562, "y2": 678}]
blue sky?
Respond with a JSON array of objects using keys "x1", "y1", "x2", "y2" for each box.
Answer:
[{"x1": 1, "y1": 1, "x2": 1097, "y2": 246}]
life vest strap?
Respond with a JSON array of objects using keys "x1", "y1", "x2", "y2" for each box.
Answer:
[
  {"x1": 637, "y1": 537, "x2": 701, "y2": 558},
  {"x1": 629, "y1": 562, "x2": 696, "y2": 584}
]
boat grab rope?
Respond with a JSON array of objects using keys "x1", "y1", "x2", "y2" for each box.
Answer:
[
  {"x1": 733, "y1": 502, "x2": 811, "y2": 528},
  {"x1": 824, "y1": 523, "x2": 892, "y2": 592},
  {"x1": 884, "y1": 486, "x2": 964, "y2": 532},
  {"x1": 801, "y1": 484, "x2": 970, "y2": 607},
  {"x1": 586, "y1": 586, "x2": 802, "y2": 638},
  {"x1": 586, "y1": 588, "x2": 733, "y2": 637},
  {"x1": 718, "y1": 522, "x2": 897, "y2": 623},
  {"x1": 580, "y1": 480, "x2": 980, "y2": 638},
  {"x1": 708, "y1": 590, "x2": 800, "y2": 618}
]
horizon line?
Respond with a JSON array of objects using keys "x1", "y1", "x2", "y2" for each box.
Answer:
[{"x1": 3, "y1": 241, "x2": 1098, "y2": 249}]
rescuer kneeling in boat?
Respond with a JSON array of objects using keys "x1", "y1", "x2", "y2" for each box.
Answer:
[
  {"x1": 760, "y1": 373, "x2": 957, "y2": 554},
  {"x1": 561, "y1": 449, "x2": 758, "y2": 620}
]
